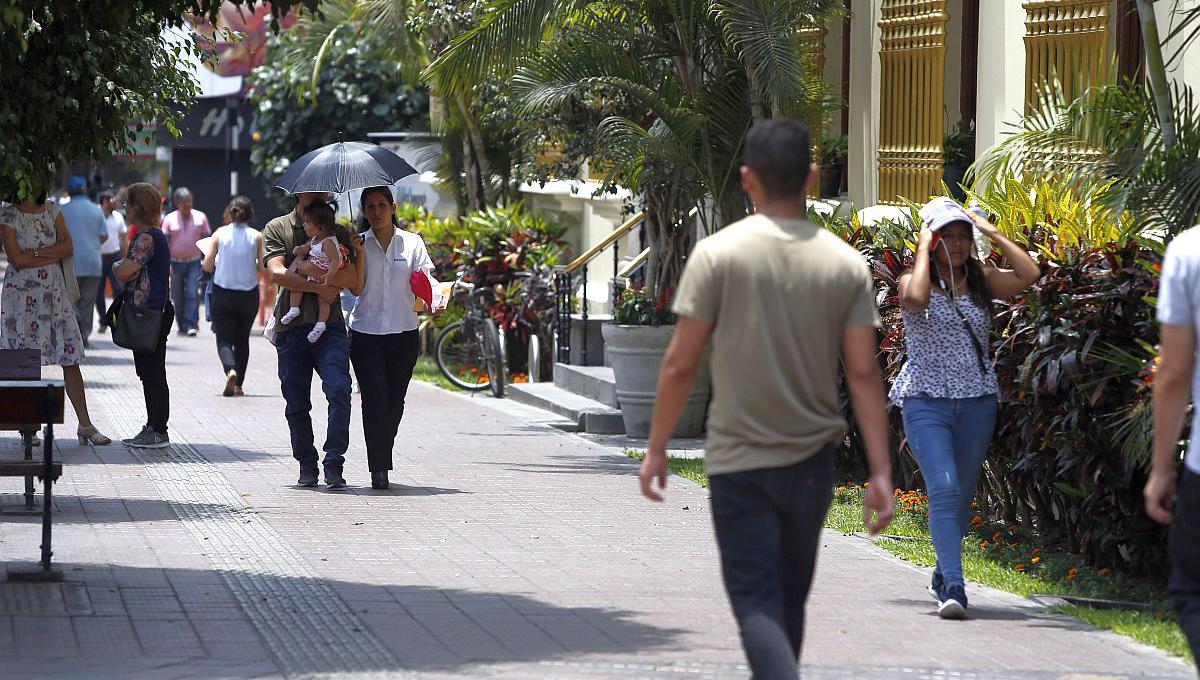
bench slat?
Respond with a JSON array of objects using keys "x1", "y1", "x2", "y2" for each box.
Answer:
[
  {"x1": 0, "y1": 349, "x2": 40, "y2": 380},
  {"x1": 0, "y1": 461, "x2": 62, "y2": 480},
  {"x1": 0, "y1": 382, "x2": 65, "y2": 424}
]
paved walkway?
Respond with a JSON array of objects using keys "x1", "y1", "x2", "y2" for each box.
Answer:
[{"x1": 0, "y1": 329, "x2": 1192, "y2": 679}]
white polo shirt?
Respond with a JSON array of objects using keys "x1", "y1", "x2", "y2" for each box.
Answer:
[
  {"x1": 1158, "y1": 225, "x2": 1200, "y2": 474},
  {"x1": 348, "y1": 227, "x2": 433, "y2": 335}
]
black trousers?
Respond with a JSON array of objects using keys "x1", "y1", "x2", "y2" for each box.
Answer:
[
  {"x1": 1170, "y1": 468, "x2": 1200, "y2": 665},
  {"x1": 349, "y1": 330, "x2": 420, "y2": 472},
  {"x1": 133, "y1": 301, "x2": 173, "y2": 434},
  {"x1": 709, "y1": 446, "x2": 834, "y2": 680},
  {"x1": 96, "y1": 253, "x2": 118, "y2": 327},
  {"x1": 210, "y1": 285, "x2": 259, "y2": 386}
]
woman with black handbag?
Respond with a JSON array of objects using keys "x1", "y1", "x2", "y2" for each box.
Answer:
[
  {"x1": 892, "y1": 197, "x2": 1040, "y2": 620},
  {"x1": 112, "y1": 183, "x2": 173, "y2": 449}
]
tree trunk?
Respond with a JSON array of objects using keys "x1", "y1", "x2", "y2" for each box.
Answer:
[
  {"x1": 462, "y1": 136, "x2": 480, "y2": 212},
  {"x1": 644, "y1": 188, "x2": 687, "y2": 302},
  {"x1": 1136, "y1": 0, "x2": 1177, "y2": 148},
  {"x1": 454, "y1": 94, "x2": 497, "y2": 206}
]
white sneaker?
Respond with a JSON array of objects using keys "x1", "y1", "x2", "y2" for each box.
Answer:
[
  {"x1": 307, "y1": 322, "x2": 327, "y2": 343},
  {"x1": 280, "y1": 307, "x2": 301, "y2": 325}
]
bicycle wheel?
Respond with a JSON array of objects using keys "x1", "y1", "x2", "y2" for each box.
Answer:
[
  {"x1": 435, "y1": 321, "x2": 491, "y2": 391},
  {"x1": 482, "y1": 319, "x2": 507, "y2": 398},
  {"x1": 527, "y1": 334, "x2": 541, "y2": 383}
]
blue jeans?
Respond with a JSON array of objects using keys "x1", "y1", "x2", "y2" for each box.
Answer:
[
  {"x1": 276, "y1": 324, "x2": 352, "y2": 469},
  {"x1": 901, "y1": 395, "x2": 998, "y2": 591},
  {"x1": 171, "y1": 259, "x2": 203, "y2": 332}
]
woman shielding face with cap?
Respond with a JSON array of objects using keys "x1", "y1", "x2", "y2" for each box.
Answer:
[{"x1": 890, "y1": 198, "x2": 1040, "y2": 621}]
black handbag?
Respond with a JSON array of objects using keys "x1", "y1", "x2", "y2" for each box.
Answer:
[{"x1": 107, "y1": 296, "x2": 163, "y2": 353}]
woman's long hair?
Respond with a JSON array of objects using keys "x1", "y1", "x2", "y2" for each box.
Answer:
[
  {"x1": 928, "y1": 226, "x2": 993, "y2": 315},
  {"x1": 226, "y1": 195, "x2": 253, "y2": 225},
  {"x1": 357, "y1": 185, "x2": 400, "y2": 234}
]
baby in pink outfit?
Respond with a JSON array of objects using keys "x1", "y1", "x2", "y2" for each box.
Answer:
[{"x1": 279, "y1": 203, "x2": 346, "y2": 343}]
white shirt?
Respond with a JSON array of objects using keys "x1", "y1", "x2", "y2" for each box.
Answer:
[
  {"x1": 213, "y1": 223, "x2": 261, "y2": 291},
  {"x1": 349, "y1": 227, "x2": 433, "y2": 335},
  {"x1": 101, "y1": 210, "x2": 126, "y2": 255},
  {"x1": 1157, "y1": 226, "x2": 1200, "y2": 474}
]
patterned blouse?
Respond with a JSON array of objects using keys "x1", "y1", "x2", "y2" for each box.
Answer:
[{"x1": 889, "y1": 290, "x2": 999, "y2": 404}]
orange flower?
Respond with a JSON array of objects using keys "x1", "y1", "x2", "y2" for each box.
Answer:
[
  {"x1": 1014, "y1": 563, "x2": 1026, "y2": 572},
  {"x1": 1098, "y1": 568, "x2": 1111, "y2": 575},
  {"x1": 980, "y1": 541, "x2": 989, "y2": 548},
  {"x1": 971, "y1": 515, "x2": 983, "y2": 524},
  {"x1": 1067, "y1": 568, "x2": 1079, "y2": 580},
  {"x1": 1031, "y1": 557, "x2": 1041, "y2": 564}
]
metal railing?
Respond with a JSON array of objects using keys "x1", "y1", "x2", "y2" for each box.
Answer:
[{"x1": 553, "y1": 211, "x2": 646, "y2": 365}]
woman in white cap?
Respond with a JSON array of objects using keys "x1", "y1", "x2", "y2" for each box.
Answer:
[{"x1": 891, "y1": 197, "x2": 1039, "y2": 619}]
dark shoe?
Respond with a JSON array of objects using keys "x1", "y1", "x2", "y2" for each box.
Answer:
[
  {"x1": 298, "y1": 465, "x2": 319, "y2": 487},
  {"x1": 123, "y1": 426, "x2": 170, "y2": 449},
  {"x1": 938, "y1": 585, "x2": 968, "y2": 620},
  {"x1": 324, "y1": 466, "x2": 346, "y2": 488},
  {"x1": 186, "y1": 328, "x2": 198, "y2": 337},
  {"x1": 929, "y1": 568, "x2": 944, "y2": 601},
  {"x1": 371, "y1": 470, "x2": 389, "y2": 490}
]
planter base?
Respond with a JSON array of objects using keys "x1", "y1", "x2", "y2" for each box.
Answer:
[{"x1": 602, "y1": 324, "x2": 710, "y2": 439}]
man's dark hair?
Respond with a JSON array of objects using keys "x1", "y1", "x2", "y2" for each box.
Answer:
[
  {"x1": 744, "y1": 118, "x2": 812, "y2": 200},
  {"x1": 98, "y1": 189, "x2": 115, "y2": 203}
]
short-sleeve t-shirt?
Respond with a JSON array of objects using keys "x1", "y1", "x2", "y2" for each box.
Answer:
[
  {"x1": 263, "y1": 211, "x2": 344, "y2": 328},
  {"x1": 672, "y1": 214, "x2": 879, "y2": 476},
  {"x1": 1157, "y1": 225, "x2": 1200, "y2": 474}
]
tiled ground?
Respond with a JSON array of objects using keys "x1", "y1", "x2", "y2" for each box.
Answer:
[{"x1": 0, "y1": 327, "x2": 1192, "y2": 679}]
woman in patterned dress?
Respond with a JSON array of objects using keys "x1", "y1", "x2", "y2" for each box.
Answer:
[{"x1": 0, "y1": 194, "x2": 111, "y2": 445}]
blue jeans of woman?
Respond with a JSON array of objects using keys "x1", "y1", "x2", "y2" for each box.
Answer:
[{"x1": 901, "y1": 395, "x2": 997, "y2": 592}]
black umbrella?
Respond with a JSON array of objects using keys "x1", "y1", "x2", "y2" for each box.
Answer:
[{"x1": 273, "y1": 141, "x2": 417, "y2": 195}]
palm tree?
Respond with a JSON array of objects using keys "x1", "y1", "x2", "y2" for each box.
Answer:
[{"x1": 425, "y1": 0, "x2": 840, "y2": 296}]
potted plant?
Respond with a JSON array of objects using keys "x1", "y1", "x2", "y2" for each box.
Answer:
[
  {"x1": 601, "y1": 287, "x2": 710, "y2": 438},
  {"x1": 819, "y1": 134, "x2": 848, "y2": 198},
  {"x1": 943, "y1": 117, "x2": 975, "y2": 200}
]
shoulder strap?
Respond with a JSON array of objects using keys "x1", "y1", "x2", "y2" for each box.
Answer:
[{"x1": 945, "y1": 295, "x2": 989, "y2": 376}]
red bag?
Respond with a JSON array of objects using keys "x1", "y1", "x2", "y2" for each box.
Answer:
[{"x1": 410, "y1": 269, "x2": 433, "y2": 312}]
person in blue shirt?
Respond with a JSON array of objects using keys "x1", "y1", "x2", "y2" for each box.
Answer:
[{"x1": 58, "y1": 176, "x2": 108, "y2": 346}]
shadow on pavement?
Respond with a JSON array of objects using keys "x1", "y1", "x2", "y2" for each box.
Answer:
[{"x1": 2, "y1": 562, "x2": 688, "y2": 678}]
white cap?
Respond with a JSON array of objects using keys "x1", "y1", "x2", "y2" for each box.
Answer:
[{"x1": 918, "y1": 197, "x2": 974, "y2": 233}]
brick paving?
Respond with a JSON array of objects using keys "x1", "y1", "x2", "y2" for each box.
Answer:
[{"x1": 0, "y1": 328, "x2": 1192, "y2": 679}]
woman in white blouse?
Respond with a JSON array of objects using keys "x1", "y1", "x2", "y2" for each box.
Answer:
[
  {"x1": 202, "y1": 196, "x2": 264, "y2": 397},
  {"x1": 347, "y1": 186, "x2": 434, "y2": 490}
]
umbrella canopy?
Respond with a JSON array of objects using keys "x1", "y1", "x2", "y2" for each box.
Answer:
[{"x1": 273, "y1": 141, "x2": 417, "y2": 195}]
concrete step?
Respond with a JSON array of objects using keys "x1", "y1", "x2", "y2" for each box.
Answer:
[
  {"x1": 554, "y1": 364, "x2": 618, "y2": 409},
  {"x1": 507, "y1": 382, "x2": 625, "y2": 434},
  {"x1": 567, "y1": 314, "x2": 610, "y2": 367}
]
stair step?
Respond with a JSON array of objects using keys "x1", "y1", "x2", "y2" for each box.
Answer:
[
  {"x1": 554, "y1": 364, "x2": 617, "y2": 408},
  {"x1": 507, "y1": 382, "x2": 625, "y2": 434}
]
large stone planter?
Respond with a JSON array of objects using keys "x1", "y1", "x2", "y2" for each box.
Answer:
[{"x1": 601, "y1": 323, "x2": 710, "y2": 439}]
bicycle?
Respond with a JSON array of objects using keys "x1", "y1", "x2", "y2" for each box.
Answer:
[
  {"x1": 505, "y1": 265, "x2": 557, "y2": 383},
  {"x1": 434, "y1": 275, "x2": 507, "y2": 398}
]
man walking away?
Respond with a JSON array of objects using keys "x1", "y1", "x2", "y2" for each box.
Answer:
[
  {"x1": 162, "y1": 187, "x2": 211, "y2": 336},
  {"x1": 59, "y1": 176, "x2": 108, "y2": 346},
  {"x1": 639, "y1": 118, "x2": 895, "y2": 678},
  {"x1": 96, "y1": 189, "x2": 128, "y2": 333},
  {"x1": 1145, "y1": 224, "x2": 1200, "y2": 665}
]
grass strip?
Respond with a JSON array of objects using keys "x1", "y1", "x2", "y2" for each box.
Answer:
[
  {"x1": 624, "y1": 449, "x2": 1191, "y2": 661},
  {"x1": 411, "y1": 355, "x2": 460, "y2": 391}
]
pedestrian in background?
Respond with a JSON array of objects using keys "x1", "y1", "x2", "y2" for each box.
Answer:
[
  {"x1": 59, "y1": 175, "x2": 108, "y2": 346},
  {"x1": 161, "y1": 187, "x2": 210, "y2": 337},
  {"x1": 1146, "y1": 224, "x2": 1200, "y2": 664},
  {"x1": 892, "y1": 197, "x2": 1039, "y2": 619},
  {"x1": 96, "y1": 189, "x2": 128, "y2": 334},
  {"x1": 203, "y1": 196, "x2": 263, "y2": 397},
  {"x1": 0, "y1": 192, "x2": 110, "y2": 445},
  {"x1": 639, "y1": 119, "x2": 894, "y2": 678},
  {"x1": 114, "y1": 183, "x2": 174, "y2": 448},
  {"x1": 347, "y1": 186, "x2": 434, "y2": 490}
]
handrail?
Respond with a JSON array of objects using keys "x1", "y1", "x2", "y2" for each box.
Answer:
[
  {"x1": 614, "y1": 247, "x2": 650, "y2": 281},
  {"x1": 557, "y1": 211, "x2": 646, "y2": 274}
]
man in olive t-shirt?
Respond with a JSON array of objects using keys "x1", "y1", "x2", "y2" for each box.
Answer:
[
  {"x1": 264, "y1": 192, "x2": 355, "y2": 489},
  {"x1": 639, "y1": 119, "x2": 895, "y2": 677}
]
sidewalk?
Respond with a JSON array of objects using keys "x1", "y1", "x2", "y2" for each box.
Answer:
[{"x1": 0, "y1": 330, "x2": 1191, "y2": 679}]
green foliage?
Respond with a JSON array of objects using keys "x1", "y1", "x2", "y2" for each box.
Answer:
[
  {"x1": 613, "y1": 287, "x2": 676, "y2": 327},
  {"x1": 943, "y1": 117, "x2": 975, "y2": 167},
  {"x1": 0, "y1": 0, "x2": 318, "y2": 202},
  {"x1": 247, "y1": 29, "x2": 429, "y2": 195},
  {"x1": 820, "y1": 133, "x2": 848, "y2": 166}
]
